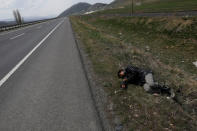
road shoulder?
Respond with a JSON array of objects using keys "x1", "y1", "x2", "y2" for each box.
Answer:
[{"x1": 70, "y1": 18, "x2": 113, "y2": 131}]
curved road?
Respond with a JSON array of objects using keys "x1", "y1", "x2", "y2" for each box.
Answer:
[{"x1": 0, "y1": 18, "x2": 102, "y2": 131}]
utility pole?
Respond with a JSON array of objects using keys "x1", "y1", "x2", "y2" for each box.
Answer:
[
  {"x1": 132, "y1": 0, "x2": 134, "y2": 15},
  {"x1": 131, "y1": 0, "x2": 134, "y2": 16}
]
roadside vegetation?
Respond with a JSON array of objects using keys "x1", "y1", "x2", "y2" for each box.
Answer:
[
  {"x1": 97, "y1": 0, "x2": 197, "y2": 15},
  {"x1": 13, "y1": 9, "x2": 23, "y2": 24},
  {"x1": 71, "y1": 15, "x2": 197, "y2": 130}
]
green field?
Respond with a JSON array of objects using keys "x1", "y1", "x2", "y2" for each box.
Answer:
[
  {"x1": 97, "y1": 0, "x2": 197, "y2": 14},
  {"x1": 71, "y1": 15, "x2": 197, "y2": 130}
]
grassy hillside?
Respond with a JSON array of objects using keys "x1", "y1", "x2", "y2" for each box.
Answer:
[
  {"x1": 100, "y1": 0, "x2": 197, "y2": 14},
  {"x1": 71, "y1": 15, "x2": 197, "y2": 130}
]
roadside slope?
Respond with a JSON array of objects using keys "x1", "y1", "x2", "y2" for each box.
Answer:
[{"x1": 70, "y1": 15, "x2": 197, "y2": 130}]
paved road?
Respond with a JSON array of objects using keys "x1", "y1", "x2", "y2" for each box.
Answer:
[{"x1": 0, "y1": 18, "x2": 102, "y2": 131}]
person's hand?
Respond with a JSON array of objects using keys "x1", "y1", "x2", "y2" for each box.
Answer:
[
  {"x1": 153, "y1": 93, "x2": 159, "y2": 96},
  {"x1": 123, "y1": 78, "x2": 127, "y2": 81},
  {"x1": 121, "y1": 84, "x2": 126, "y2": 89}
]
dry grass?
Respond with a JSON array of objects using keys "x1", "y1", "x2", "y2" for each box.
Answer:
[{"x1": 70, "y1": 15, "x2": 197, "y2": 130}]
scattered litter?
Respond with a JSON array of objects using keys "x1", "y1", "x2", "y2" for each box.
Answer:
[
  {"x1": 166, "y1": 97, "x2": 171, "y2": 100},
  {"x1": 193, "y1": 61, "x2": 197, "y2": 67},
  {"x1": 115, "y1": 124, "x2": 123, "y2": 131},
  {"x1": 114, "y1": 117, "x2": 122, "y2": 131}
]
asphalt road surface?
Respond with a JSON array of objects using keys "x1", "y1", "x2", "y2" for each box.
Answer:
[{"x1": 0, "y1": 18, "x2": 102, "y2": 131}]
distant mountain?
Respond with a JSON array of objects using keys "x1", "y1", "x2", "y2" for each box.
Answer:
[
  {"x1": 59, "y1": 2, "x2": 91, "y2": 17},
  {"x1": 0, "y1": 22, "x2": 7, "y2": 27},
  {"x1": 24, "y1": 16, "x2": 55, "y2": 22},
  {"x1": 0, "y1": 21, "x2": 16, "y2": 27}
]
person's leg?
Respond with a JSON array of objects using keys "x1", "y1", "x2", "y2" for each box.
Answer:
[
  {"x1": 144, "y1": 73, "x2": 174, "y2": 97},
  {"x1": 145, "y1": 73, "x2": 154, "y2": 86},
  {"x1": 144, "y1": 73, "x2": 155, "y2": 93},
  {"x1": 144, "y1": 83, "x2": 163, "y2": 94},
  {"x1": 144, "y1": 73, "x2": 175, "y2": 97},
  {"x1": 143, "y1": 83, "x2": 151, "y2": 92}
]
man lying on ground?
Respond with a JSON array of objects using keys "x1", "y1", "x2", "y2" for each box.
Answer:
[{"x1": 117, "y1": 65, "x2": 175, "y2": 98}]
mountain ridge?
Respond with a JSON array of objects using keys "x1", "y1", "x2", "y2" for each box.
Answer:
[{"x1": 58, "y1": 2, "x2": 91, "y2": 17}]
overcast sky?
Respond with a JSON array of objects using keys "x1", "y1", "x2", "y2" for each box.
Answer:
[{"x1": 0, "y1": 0, "x2": 114, "y2": 21}]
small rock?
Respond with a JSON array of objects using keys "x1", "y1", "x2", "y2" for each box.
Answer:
[
  {"x1": 166, "y1": 97, "x2": 171, "y2": 100},
  {"x1": 134, "y1": 114, "x2": 139, "y2": 117},
  {"x1": 153, "y1": 112, "x2": 157, "y2": 115},
  {"x1": 145, "y1": 46, "x2": 150, "y2": 51},
  {"x1": 114, "y1": 90, "x2": 122, "y2": 94},
  {"x1": 163, "y1": 128, "x2": 169, "y2": 130},
  {"x1": 109, "y1": 103, "x2": 113, "y2": 111},
  {"x1": 170, "y1": 123, "x2": 174, "y2": 126}
]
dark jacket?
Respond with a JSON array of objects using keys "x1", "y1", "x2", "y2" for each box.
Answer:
[{"x1": 123, "y1": 65, "x2": 149, "y2": 86}]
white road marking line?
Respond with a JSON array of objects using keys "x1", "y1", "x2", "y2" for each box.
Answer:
[
  {"x1": 0, "y1": 20, "x2": 64, "y2": 87},
  {"x1": 10, "y1": 33, "x2": 25, "y2": 40}
]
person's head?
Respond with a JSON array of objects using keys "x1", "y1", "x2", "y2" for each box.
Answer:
[{"x1": 118, "y1": 69, "x2": 125, "y2": 78}]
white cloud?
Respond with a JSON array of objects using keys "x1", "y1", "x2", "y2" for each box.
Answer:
[
  {"x1": 0, "y1": 0, "x2": 114, "y2": 21},
  {"x1": 0, "y1": 0, "x2": 15, "y2": 8}
]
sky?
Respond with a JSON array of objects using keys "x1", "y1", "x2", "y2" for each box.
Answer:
[{"x1": 0, "y1": 0, "x2": 114, "y2": 21}]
